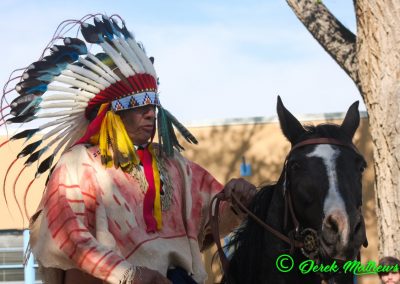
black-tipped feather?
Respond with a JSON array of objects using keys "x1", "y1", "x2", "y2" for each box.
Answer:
[
  {"x1": 164, "y1": 109, "x2": 198, "y2": 144},
  {"x1": 120, "y1": 21, "x2": 132, "y2": 39},
  {"x1": 28, "y1": 60, "x2": 54, "y2": 71},
  {"x1": 18, "y1": 141, "x2": 42, "y2": 158},
  {"x1": 10, "y1": 128, "x2": 40, "y2": 141},
  {"x1": 103, "y1": 15, "x2": 119, "y2": 37},
  {"x1": 10, "y1": 106, "x2": 38, "y2": 118},
  {"x1": 10, "y1": 96, "x2": 41, "y2": 116},
  {"x1": 94, "y1": 17, "x2": 112, "y2": 41},
  {"x1": 10, "y1": 94, "x2": 38, "y2": 108},
  {"x1": 15, "y1": 79, "x2": 48, "y2": 96},
  {"x1": 81, "y1": 23, "x2": 102, "y2": 44},
  {"x1": 15, "y1": 78, "x2": 45, "y2": 91},
  {"x1": 64, "y1": 37, "x2": 86, "y2": 47},
  {"x1": 24, "y1": 147, "x2": 48, "y2": 165},
  {"x1": 36, "y1": 155, "x2": 55, "y2": 177},
  {"x1": 7, "y1": 114, "x2": 36, "y2": 123},
  {"x1": 45, "y1": 165, "x2": 56, "y2": 186},
  {"x1": 42, "y1": 49, "x2": 78, "y2": 65},
  {"x1": 110, "y1": 18, "x2": 125, "y2": 36}
]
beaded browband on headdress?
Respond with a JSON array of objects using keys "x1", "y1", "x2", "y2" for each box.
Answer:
[{"x1": 1, "y1": 14, "x2": 197, "y2": 216}]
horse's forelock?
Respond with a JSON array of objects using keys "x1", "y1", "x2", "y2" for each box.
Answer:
[{"x1": 301, "y1": 124, "x2": 352, "y2": 144}]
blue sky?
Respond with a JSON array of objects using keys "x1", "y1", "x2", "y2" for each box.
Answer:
[{"x1": 0, "y1": 0, "x2": 362, "y2": 123}]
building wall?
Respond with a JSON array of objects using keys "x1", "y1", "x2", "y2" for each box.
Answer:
[{"x1": 0, "y1": 113, "x2": 379, "y2": 283}]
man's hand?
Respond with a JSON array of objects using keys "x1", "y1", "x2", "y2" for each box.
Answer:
[
  {"x1": 133, "y1": 267, "x2": 172, "y2": 284},
  {"x1": 222, "y1": 178, "x2": 257, "y2": 209}
]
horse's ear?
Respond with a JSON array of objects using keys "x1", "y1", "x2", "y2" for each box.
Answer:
[
  {"x1": 277, "y1": 96, "x2": 305, "y2": 144},
  {"x1": 340, "y1": 101, "x2": 360, "y2": 139}
]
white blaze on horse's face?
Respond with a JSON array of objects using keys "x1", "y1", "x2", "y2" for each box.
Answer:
[{"x1": 307, "y1": 144, "x2": 350, "y2": 246}]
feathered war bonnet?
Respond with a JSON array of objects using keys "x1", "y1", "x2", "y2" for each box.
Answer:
[{"x1": 1, "y1": 14, "x2": 197, "y2": 200}]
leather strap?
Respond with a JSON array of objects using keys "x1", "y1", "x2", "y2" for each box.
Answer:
[
  {"x1": 210, "y1": 192, "x2": 304, "y2": 276},
  {"x1": 290, "y1": 138, "x2": 358, "y2": 154},
  {"x1": 210, "y1": 193, "x2": 230, "y2": 274}
]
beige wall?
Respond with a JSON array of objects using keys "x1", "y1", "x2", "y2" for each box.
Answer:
[{"x1": 0, "y1": 114, "x2": 379, "y2": 283}]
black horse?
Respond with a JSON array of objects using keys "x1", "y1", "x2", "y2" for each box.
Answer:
[{"x1": 222, "y1": 97, "x2": 368, "y2": 284}]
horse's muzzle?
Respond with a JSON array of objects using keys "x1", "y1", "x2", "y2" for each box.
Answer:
[{"x1": 320, "y1": 209, "x2": 366, "y2": 260}]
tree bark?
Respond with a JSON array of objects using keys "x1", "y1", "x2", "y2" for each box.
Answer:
[
  {"x1": 286, "y1": 0, "x2": 400, "y2": 257},
  {"x1": 356, "y1": 0, "x2": 400, "y2": 257}
]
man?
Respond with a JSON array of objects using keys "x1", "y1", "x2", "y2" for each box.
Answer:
[
  {"x1": 379, "y1": 257, "x2": 400, "y2": 284},
  {"x1": 3, "y1": 15, "x2": 255, "y2": 284}
]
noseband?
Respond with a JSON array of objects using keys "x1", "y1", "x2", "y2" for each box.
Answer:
[{"x1": 210, "y1": 137, "x2": 359, "y2": 274}]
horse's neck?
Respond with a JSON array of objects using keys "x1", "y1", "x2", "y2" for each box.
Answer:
[
  {"x1": 266, "y1": 183, "x2": 286, "y2": 234},
  {"x1": 266, "y1": 186, "x2": 323, "y2": 284}
]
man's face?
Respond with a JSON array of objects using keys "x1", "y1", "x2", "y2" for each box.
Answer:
[
  {"x1": 118, "y1": 105, "x2": 156, "y2": 145},
  {"x1": 381, "y1": 272, "x2": 400, "y2": 284}
]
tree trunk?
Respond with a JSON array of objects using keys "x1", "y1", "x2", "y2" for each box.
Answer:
[
  {"x1": 286, "y1": 0, "x2": 400, "y2": 257},
  {"x1": 356, "y1": 0, "x2": 400, "y2": 257}
]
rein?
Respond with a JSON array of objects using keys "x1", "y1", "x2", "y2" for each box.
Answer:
[{"x1": 210, "y1": 137, "x2": 359, "y2": 275}]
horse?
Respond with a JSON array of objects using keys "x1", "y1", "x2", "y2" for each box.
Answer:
[{"x1": 214, "y1": 97, "x2": 368, "y2": 284}]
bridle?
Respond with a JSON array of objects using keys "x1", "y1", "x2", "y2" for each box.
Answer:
[{"x1": 210, "y1": 137, "x2": 360, "y2": 275}]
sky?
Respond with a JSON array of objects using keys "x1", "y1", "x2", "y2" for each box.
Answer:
[{"x1": 0, "y1": 0, "x2": 362, "y2": 124}]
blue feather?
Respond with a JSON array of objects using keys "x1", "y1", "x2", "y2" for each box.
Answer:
[
  {"x1": 18, "y1": 84, "x2": 47, "y2": 96},
  {"x1": 94, "y1": 17, "x2": 113, "y2": 41}
]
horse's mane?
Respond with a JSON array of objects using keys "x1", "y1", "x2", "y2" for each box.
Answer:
[{"x1": 224, "y1": 184, "x2": 276, "y2": 283}]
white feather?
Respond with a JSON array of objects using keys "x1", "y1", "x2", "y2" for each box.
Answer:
[
  {"x1": 53, "y1": 76, "x2": 100, "y2": 94},
  {"x1": 79, "y1": 56, "x2": 118, "y2": 83},
  {"x1": 112, "y1": 38, "x2": 142, "y2": 73},
  {"x1": 38, "y1": 115, "x2": 80, "y2": 131},
  {"x1": 126, "y1": 36, "x2": 157, "y2": 77},
  {"x1": 41, "y1": 102, "x2": 87, "y2": 109},
  {"x1": 61, "y1": 70, "x2": 106, "y2": 90},
  {"x1": 100, "y1": 41, "x2": 134, "y2": 77},
  {"x1": 36, "y1": 108, "x2": 85, "y2": 118},
  {"x1": 66, "y1": 64, "x2": 111, "y2": 87},
  {"x1": 42, "y1": 120, "x2": 74, "y2": 140},
  {"x1": 47, "y1": 85, "x2": 96, "y2": 99},
  {"x1": 86, "y1": 53, "x2": 120, "y2": 82},
  {"x1": 117, "y1": 38, "x2": 145, "y2": 73},
  {"x1": 42, "y1": 93, "x2": 90, "y2": 102}
]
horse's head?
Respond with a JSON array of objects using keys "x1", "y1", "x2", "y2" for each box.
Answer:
[{"x1": 277, "y1": 96, "x2": 367, "y2": 262}]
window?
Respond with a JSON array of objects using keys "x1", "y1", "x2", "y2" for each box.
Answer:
[{"x1": 0, "y1": 230, "x2": 41, "y2": 284}]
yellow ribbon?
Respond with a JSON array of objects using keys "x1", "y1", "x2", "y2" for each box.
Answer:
[
  {"x1": 95, "y1": 103, "x2": 139, "y2": 171},
  {"x1": 149, "y1": 144, "x2": 162, "y2": 230}
]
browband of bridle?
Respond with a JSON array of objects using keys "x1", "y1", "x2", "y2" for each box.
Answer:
[
  {"x1": 210, "y1": 137, "x2": 359, "y2": 275},
  {"x1": 289, "y1": 137, "x2": 359, "y2": 155}
]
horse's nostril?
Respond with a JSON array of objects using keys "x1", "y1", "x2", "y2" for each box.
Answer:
[{"x1": 325, "y1": 215, "x2": 339, "y2": 234}]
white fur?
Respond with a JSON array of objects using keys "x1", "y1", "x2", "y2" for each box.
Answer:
[{"x1": 307, "y1": 145, "x2": 349, "y2": 245}]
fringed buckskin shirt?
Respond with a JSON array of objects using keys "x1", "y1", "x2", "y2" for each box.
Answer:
[{"x1": 30, "y1": 144, "x2": 239, "y2": 284}]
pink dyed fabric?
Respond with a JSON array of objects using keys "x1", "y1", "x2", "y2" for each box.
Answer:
[{"x1": 30, "y1": 144, "x2": 237, "y2": 284}]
